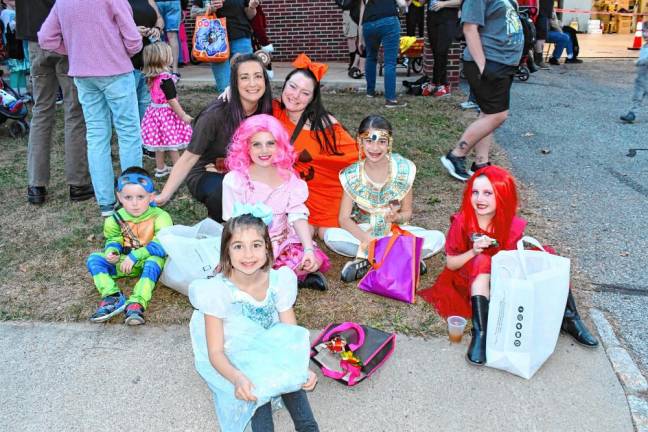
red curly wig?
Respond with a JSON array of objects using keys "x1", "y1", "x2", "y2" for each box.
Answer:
[{"x1": 459, "y1": 165, "x2": 518, "y2": 247}]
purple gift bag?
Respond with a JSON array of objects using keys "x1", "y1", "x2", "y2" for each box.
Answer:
[{"x1": 358, "y1": 225, "x2": 423, "y2": 303}]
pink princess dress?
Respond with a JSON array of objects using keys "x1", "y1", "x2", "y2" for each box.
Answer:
[
  {"x1": 141, "y1": 73, "x2": 192, "y2": 152},
  {"x1": 222, "y1": 170, "x2": 331, "y2": 280}
]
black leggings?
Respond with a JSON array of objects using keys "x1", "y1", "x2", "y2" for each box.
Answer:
[
  {"x1": 427, "y1": 10, "x2": 459, "y2": 85},
  {"x1": 251, "y1": 390, "x2": 319, "y2": 432},
  {"x1": 192, "y1": 172, "x2": 225, "y2": 222},
  {"x1": 406, "y1": 4, "x2": 425, "y2": 37}
]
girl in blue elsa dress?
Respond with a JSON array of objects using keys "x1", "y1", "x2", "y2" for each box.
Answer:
[{"x1": 189, "y1": 203, "x2": 320, "y2": 432}]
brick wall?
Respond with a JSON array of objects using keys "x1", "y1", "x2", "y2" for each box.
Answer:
[{"x1": 184, "y1": 2, "x2": 461, "y2": 87}]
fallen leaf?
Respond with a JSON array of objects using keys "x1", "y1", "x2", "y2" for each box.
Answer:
[
  {"x1": 86, "y1": 234, "x2": 95, "y2": 242},
  {"x1": 620, "y1": 251, "x2": 629, "y2": 257},
  {"x1": 19, "y1": 264, "x2": 28, "y2": 273},
  {"x1": 540, "y1": 148, "x2": 551, "y2": 154},
  {"x1": 522, "y1": 132, "x2": 535, "y2": 137}
]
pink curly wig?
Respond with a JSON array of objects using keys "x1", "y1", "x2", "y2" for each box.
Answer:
[{"x1": 226, "y1": 114, "x2": 297, "y2": 177}]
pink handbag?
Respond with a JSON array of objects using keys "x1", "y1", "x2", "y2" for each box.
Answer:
[
  {"x1": 310, "y1": 322, "x2": 396, "y2": 386},
  {"x1": 358, "y1": 225, "x2": 423, "y2": 303}
]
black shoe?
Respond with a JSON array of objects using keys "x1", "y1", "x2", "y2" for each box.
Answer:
[
  {"x1": 469, "y1": 161, "x2": 492, "y2": 175},
  {"x1": 27, "y1": 186, "x2": 47, "y2": 204},
  {"x1": 548, "y1": 57, "x2": 561, "y2": 66},
  {"x1": 341, "y1": 259, "x2": 370, "y2": 282},
  {"x1": 298, "y1": 271, "x2": 328, "y2": 291},
  {"x1": 620, "y1": 111, "x2": 636, "y2": 123},
  {"x1": 143, "y1": 148, "x2": 156, "y2": 160},
  {"x1": 70, "y1": 184, "x2": 95, "y2": 202},
  {"x1": 561, "y1": 291, "x2": 598, "y2": 347},
  {"x1": 467, "y1": 295, "x2": 489, "y2": 365},
  {"x1": 440, "y1": 151, "x2": 470, "y2": 181},
  {"x1": 565, "y1": 57, "x2": 583, "y2": 64},
  {"x1": 419, "y1": 260, "x2": 427, "y2": 276}
]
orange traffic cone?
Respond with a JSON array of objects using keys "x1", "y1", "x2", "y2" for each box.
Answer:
[{"x1": 628, "y1": 19, "x2": 644, "y2": 50}]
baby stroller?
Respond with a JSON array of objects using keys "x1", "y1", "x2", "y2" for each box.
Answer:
[
  {"x1": 516, "y1": 0, "x2": 539, "y2": 81},
  {"x1": 0, "y1": 71, "x2": 29, "y2": 138},
  {"x1": 379, "y1": 37, "x2": 425, "y2": 77}
]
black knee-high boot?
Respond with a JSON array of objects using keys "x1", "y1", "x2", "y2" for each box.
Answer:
[
  {"x1": 562, "y1": 290, "x2": 598, "y2": 347},
  {"x1": 467, "y1": 295, "x2": 489, "y2": 365},
  {"x1": 348, "y1": 51, "x2": 356, "y2": 70}
]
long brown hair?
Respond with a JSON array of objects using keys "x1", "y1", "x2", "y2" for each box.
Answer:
[{"x1": 219, "y1": 214, "x2": 274, "y2": 277}]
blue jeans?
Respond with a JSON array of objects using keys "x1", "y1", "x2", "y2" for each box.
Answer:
[
  {"x1": 363, "y1": 15, "x2": 401, "y2": 101},
  {"x1": 133, "y1": 69, "x2": 151, "y2": 122},
  {"x1": 156, "y1": 0, "x2": 181, "y2": 31},
  {"x1": 210, "y1": 37, "x2": 253, "y2": 92},
  {"x1": 547, "y1": 30, "x2": 573, "y2": 59},
  {"x1": 74, "y1": 73, "x2": 143, "y2": 207},
  {"x1": 250, "y1": 390, "x2": 319, "y2": 432}
]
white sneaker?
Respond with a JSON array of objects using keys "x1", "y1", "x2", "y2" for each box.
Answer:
[
  {"x1": 154, "y1": 165, "x2": 171, "y2": 178},
  {"x1": 460, "y1": 101, "x2": 479, "y2": 110}
]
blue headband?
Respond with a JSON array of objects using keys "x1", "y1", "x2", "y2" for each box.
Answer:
[
  {"x1": 117, "y1": 173, "x2": 155, "y2": 193},
  {"x1": 231, "y1": 202, "x2": 273, "y2": 226}
]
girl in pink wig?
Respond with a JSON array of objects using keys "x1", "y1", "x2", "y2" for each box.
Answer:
[{"x1": 223, "y1": 114, "x2": 331, "y2": 290}]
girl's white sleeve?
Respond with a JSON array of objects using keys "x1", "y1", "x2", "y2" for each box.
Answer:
[
  {"x1": 286, "y1": 175, "x2": 309, "y2": 224},
  {"x1": 188, "y1": 277, "x2": 231, "y2": 318},
  {"x1": 274, "y1": 267, "x2": 298, "y2": 312}
]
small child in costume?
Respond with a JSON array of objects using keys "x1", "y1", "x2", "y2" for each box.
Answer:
[
  {"x1": 620, "y1": 26, "x2": 648, "y2": 123},
  {"x1": 324, "y1": 114, "x2": 445, "y2": 282},
  {"x1": 189, "y1": 206, "x2": 319, "y2": 432},
  {"x1": 0, "y1": 86, "x2": 23, "y2": 113},
  {"x1": 141, "y1": 42, "x2": 193, "y2": 178},
  {"x1": 86, "y1": 167, "x2": 173, "y2": 325},
  {"x1": 1, "y1": 0, "x2": 30, "y2": 96},
  {"x1": 418, "y1": 165, "x2": 598, "y2": 366},
  {"x1": 222, "y1": 114, "x2": 331, "y2": 291}
]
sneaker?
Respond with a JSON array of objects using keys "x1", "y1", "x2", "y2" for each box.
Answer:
[
  {"x1": 154, "y1": 165, "x2": 171, "y2": 178},
  {"x1": 469, "y1": 161, "x2": 492, "y2": 174},
  {"x1": 124, "y1": 303, "x2": 145, "y2": 326},
  {"x1": 403, "y1": 75, "x2": 430, "y2": 88},
  {"x1": 421, "y1": 82, "x2": 435, "y2": 97},
  {"x1": 548, "y1": 57, "x2": 561, "y2": 66},
  {"x1": 433, "y1": 84, "x2": 450, "y2": 97},
  {"x1": 298, "y1": 271, "x2": 329, "y2": 291},
  {"x1": 385, "y1": 99, "x2": 407, "y2": 108},
  {"x1": 366, "y1": 92, "x2": 376, "y2": 98},
  {"x1": 420, "y1": 260, "x2": 427, "y2": 276},
  {"x1": 143, "y1": 149, "x2": 156, "y2": 160},
  {"x1": 90, "y1": 293, "x2": 126, "y2": 323},
  {"x1": 460, "y1": 101, "x2": 479, "y2": 110},
  {"x1": 440, "y1": 151, "x2": 470, "y2": 181},
  {"x1": 565, "y1": 57, "x2": 583, "y2": 64},
  {"x1": 27, "y1": 186, "x2": 47, "y2": 205},
  {"x1": 55, "y1": 87, "x2": 63, "y2": 105},
  {"x1": 620, "y1": 111, "x2": 636, "y2": 123},
  {"x1": 100, "y1": 203, "x2": 115, "y2": 217},
  {"x1": 341, "y1": 259, "x2": 371, "y2": 282},
  {"x1": 69, "y1": 184, "x2": 95, "y2": 202}
]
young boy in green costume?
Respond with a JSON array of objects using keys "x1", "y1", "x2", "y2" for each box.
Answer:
[{"x1": 86, "y1": 167, "x2": 173, "y2": 325}]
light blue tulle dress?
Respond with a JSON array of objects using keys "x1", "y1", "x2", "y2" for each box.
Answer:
[{"x1": 189, "y1": 267, "x2": 310, "y2": 432}]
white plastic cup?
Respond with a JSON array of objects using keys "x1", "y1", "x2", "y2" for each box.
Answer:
[{"x1": 447, "y1": 316, "x2": 467, "y2": 343}]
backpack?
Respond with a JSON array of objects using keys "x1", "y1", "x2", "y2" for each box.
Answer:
[
  {"x1": 506, "y1": 0, "x2": 535, "y2": 52},
  {"x1": 334, "y1": 0, "x2": 361, "y2": 24}
]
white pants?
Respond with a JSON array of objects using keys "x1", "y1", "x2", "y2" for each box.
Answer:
[{"x1": 324, "y1": 224, "x2": 445, "y2": 259}]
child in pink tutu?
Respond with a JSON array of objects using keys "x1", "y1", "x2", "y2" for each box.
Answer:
[
  {"x1": 222, "y1": 114, "x2": 331, "y2": 291},
  {"x1": 141, "y1": 42, "x2": 192, "y2": 178}
]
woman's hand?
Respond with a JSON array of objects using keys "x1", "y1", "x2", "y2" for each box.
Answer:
[
  {"x1": 106, "y1": 251, "x2": 120, "y2": 264},
  {"x1": 120, "y1": 256, "x2": 135, "y2": 274},
  {"x1": 472, "y1": 235, "x2": 494, "y2": 255},
  {"x1": 430, "y1": 0, "x2": 446, "y2": 11},
  {"x1": 154, "y1": 191, "x2": 171, "y2": 206},
  {"x1": 234, "y1": 373, "x2": 257, "y2": 401},
  {"x1": 249, "y1": 0, "x2": 260, "y2": 8},
  {"x1": 302, "y1": 370, "x2": 318, "y2": 391},
  {"x1": 300, "y1": 248, "x2": 319, "y2": 273},
  {"x1": 217, "y1": 86, "x2": 231, "y2": 102}
]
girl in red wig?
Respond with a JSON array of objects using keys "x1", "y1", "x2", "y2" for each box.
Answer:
[{"x1": 419, "y1": 165, "x2": 598, "y2": 365}]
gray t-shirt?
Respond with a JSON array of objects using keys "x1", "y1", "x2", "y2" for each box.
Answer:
[{"x1": 461, "y1": 0, "x2": 524, "y2": 66}]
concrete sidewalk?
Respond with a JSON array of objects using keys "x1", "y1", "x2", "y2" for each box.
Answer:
[{"x1": 0, "y1": 321, "x2": 633, "y2": 431}]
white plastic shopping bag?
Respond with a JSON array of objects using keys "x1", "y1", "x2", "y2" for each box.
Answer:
[
  {"x1": 158, "y1": 218, "x2": 223, "y2": 296},
  {"x1": 486, "y1": 236, "x2": 570, "y2": 379}
]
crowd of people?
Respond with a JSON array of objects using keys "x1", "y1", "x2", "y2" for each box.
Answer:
[{"x1": 6, "y1": 0, "x2": 619, "y2": 430}]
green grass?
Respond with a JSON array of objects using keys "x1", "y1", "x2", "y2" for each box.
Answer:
[{"x1": 0, "y1": 87, "x2": 488, "y2": 336}]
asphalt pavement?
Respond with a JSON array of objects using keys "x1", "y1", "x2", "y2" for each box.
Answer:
[
  {"x1": 494, "y1": 59, "x2": 648, "y2": 376},
  {"x1": 0, "y1": 321, "x2": 633, "y2": 431}
]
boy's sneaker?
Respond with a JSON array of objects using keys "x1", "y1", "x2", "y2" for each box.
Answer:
[
  {"x1": 341, "y1": 259, "x2": 371, "y2": 282},
  {"x1": 620, "y1": 111, "x2": 636, "y2": 123},
  {"x1": 124, "y1": 303, "x2": 145, "y2": 326},
  {"x1": 385, "y1": 99, "x2": 407, "y2": 109},
  {"x1": 460, "y1": 100, "x2": 479, "y2": 110},
  {"x1": 154, "y1": 165, "x2": 171, "y2": 178},
  {"x1": 440, "y1": 151, "x2": 470, "y2": 181},
  {"x1": 433, "y1": 84, "x2": 450, "y2": 97},
  {"x1": 143, "y1": 149, "x2": 156, "y2": 160},
  {"x1": 90, "y1": 293, "x2": 126, "y2": 323},
  {"x1": 100, "y1": 203, "x2": 115, "y2": 217},
  {"x1": 469, "y1": 161, "x2": 491, "y2": 174}
]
